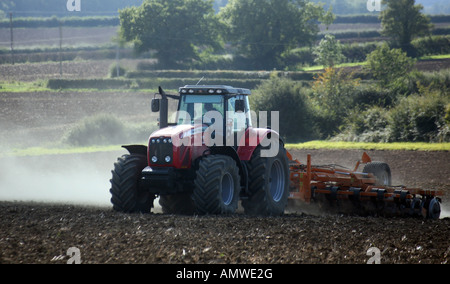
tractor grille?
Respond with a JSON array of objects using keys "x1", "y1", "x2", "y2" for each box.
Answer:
[{"x1": 149, "y1": 137, "x2": 173, "y2": 165}]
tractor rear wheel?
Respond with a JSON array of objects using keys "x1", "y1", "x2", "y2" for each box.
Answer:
[
  {"x1": 110, "y1": 154, "x2": 154, "y2": 213},
  {"x1": 193, "y1": 155, "x2": 240, "y2": 215},
  {"x1": 243, "y1": 144, "x2": 289, "y2": 216}
]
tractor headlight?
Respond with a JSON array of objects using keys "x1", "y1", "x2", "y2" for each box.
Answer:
[
  {"x1": 165, "y1": 156, "x2": 171, "y2": 163},
  {"x1": 151, "y1": 156, "x2": 158, "y2": 163}
]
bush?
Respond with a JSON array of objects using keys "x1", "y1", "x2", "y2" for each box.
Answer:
[
  {"x1": 313, "y1": 34, "x2": 345, "y2": 68},
  {"x1": 311, "y1": 68, "x2": 361, "y2": 137},
  {"x1": 341, "y1": 42, "x2": 379, "y2": 63},
  {"x1": 365, "y1": 43, "x2": 416, "y2": 88},
  {"x1": 350, "y1": 83, "x2": 395, "y2": 108},
  {"x1": 413, "y1": 35, "x2": 450, "y2": 56},
  {"x1": 445, "y1": 104, "x2": 450, "y2": 125},
  {"x1": 336, "y1": 106, "x2": 390, "y2": 142},
  {"x1": 338, "y1": 90, "x2": 450, "y2": 143},
  {"x1": 250, "y1": 77, "x2": 318, "y2": 142},
  {"x1": 63, "y1": 114, "x2": 157, "y2": 146},
  {"x1": 109, "y1": 63, "x2": 127, "y2": 78},
  {"x1": 389, "y1": 92, "x2": 449, "y2": 142},
  {"x1": 64, "y1": 114, "x2": 127, "y2": 146}
]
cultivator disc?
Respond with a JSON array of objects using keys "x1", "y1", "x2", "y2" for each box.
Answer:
[{"x1": 287, "y1": 152, "x2": 444, "y2": 219}]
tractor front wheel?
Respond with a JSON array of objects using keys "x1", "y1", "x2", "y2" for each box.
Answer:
[
  {"x1": 193, "y1": 155, "x2": 240, "y2": 215},
  {"x1": 110, "y1": 154, "x2": 154, "y2": 213}
]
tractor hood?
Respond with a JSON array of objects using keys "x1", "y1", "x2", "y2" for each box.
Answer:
[
  {"x1": 150, "y1": 124, "x2": 194, "y2": 139},
  {"x1": 149, "y1": 124, "x2": 206, "y2": 146}
]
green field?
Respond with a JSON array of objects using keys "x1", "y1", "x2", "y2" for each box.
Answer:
[
  {"x1": 286, "y1": 141, "x2": 450, "y2": 151},
  {"x1": 2, "y1": 141, "x2": 449, "y2": 158}
]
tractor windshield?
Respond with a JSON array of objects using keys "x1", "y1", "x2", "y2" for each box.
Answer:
[{"x1": 177, "y1": 95, "x2": 224, "y2": 125}]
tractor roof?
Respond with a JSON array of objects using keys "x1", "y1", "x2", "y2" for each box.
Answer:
[{"x1": 179, "y1": 85, "x2": 251, "y2": 96}]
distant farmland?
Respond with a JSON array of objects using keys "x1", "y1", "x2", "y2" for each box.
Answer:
[{"x1": 0, "y1": 26, "x2": 118, "y2": 48}]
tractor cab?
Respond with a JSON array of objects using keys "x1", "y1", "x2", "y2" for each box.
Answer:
[{"x1": 152, "y1": 85, "x2": 253, "y2": 149}]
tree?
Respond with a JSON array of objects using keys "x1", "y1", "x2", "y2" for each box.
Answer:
[
  {"x1": 380, "y1": 0, "x2": 433, "y2": 57},
  {"x1": 119, "y1": 0, "x2": 223, "y2": 68},
  {"x1": 313, "y1": 34, "x2": 345, "y2": 68},
  {"x1": 311, "y1": 67, "x2": 360, "y2": 136},
  {"x1": 365, "y1": 43, "x2": 415, "y2": 87},
  {"x1": 219, "y1": 0, "x2": 333, "y2": 69},
  {"x1": 251, "y1": 77, "x2": 318, "y2": 142}
]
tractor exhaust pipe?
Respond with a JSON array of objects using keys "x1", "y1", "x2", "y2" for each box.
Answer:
[
  {"x1": 151, "y1": 86, "x2": 169, "y2": 129},
  {"x1": 158, "y1": 86, "x2": 169, "y2": 129}
]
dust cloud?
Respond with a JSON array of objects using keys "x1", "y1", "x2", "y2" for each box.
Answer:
[
  {"x1": 0, "y1": 153, "x2": 114, "y2": 207},
  {"x1": 440, "y1": 206, "x2": 450, "y2": 219}
]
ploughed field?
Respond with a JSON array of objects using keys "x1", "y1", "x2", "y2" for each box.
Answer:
[{"x1": 0, "y1": 149, "x2": 449, "y2": 264}]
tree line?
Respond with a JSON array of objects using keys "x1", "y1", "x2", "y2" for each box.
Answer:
[{"x1": 119, "y1": 0, "x2": 434, "y2": 70}]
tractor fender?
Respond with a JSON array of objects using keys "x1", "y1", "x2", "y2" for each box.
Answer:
[
  {"x1": 122, "y1": 145, "x2": 148, "y2": 157},
  {"x1": 237, "y1": 128, "x2": 284, "y2": 161}
]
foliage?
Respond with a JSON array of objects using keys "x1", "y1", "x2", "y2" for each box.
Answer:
[
  {"x1": 311, "y1": 67, "x2": 360, "y2": 136},
  {"x1": 380, "y1": 0, "x2": 433, "y2": 56},
  {"x1": 365, "y1": 43, "x2": 416, "y2": 88},
  {"x1": 119, "y1": 0, "x2": 223, "y2": 69},
  {"x1": 64, "y1": 114, "x2": 127, "y2": 146},
  {"x1": 412, "y1": 36, "x2": 450, "y2": 57},
  {"x1": 109, "y1": 63, "x2": 127, "y2": 78},
  {"x1": 339, "y1": 89, "x2": 450, "y2": 143},
  {"x1": 286, "y1": 141, "x2": 450, "y2": 151},
  {"x1": 446, "y1": 104, "x2": 450, "y2": 125},
  {"x1": 336, "y1": 106, "x2": 390, "y2": 142},
  {"x1": 250, "y1": 77, "x2": 318, "y2": 142},
  {"x1": 389, "y1": 92, "x2": 449, "y2": 142},
  {"x1": 313, "y1": 34, "x2": 345, "y2": 68},
  {"x1": 63, "y1": 114, "x2": 155, "y2": 146},
  {"x1": 219, "y1": 0, "x2": 333, "y2": 69}
]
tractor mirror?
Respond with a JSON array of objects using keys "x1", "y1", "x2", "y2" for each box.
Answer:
[
  {"x1": 151, "y1": 98, "x2": 160, "y2": 112},
  {"x1": 235, "y1": 99, "x2": 245, "y2": 113}
]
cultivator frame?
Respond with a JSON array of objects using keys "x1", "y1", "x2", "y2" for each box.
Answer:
[{"x1": 287, "y1": 151, "x2": 443, "y2": 219}]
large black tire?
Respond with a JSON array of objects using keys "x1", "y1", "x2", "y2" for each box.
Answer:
[
  {"x1": 110, "y1": 154, "x2": 154, "y2": 213},
  {"x1": 242, "y1": 144, "x2": 289, "y2": 216},
  {"x1": 363, "y1": 162, "x2": 392, "y2": 186},
  {"x1": 193, "y1": 155, "x2": 240, "y2": 215},
  {"x1": 159, "y1": 194, "x2": 195, "y2": 215}
]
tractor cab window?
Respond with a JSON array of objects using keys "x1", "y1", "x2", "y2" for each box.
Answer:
[
  {"x1": 227, "y1": 96, "x2": 251, "y2": 132},
  {"x1": 177, "y1": 95, "x2": 224, "y2": 125}
]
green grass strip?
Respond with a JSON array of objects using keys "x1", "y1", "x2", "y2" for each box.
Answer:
[
  {"x1": 286, "y1": 141, "x2": 450, "y2": 151},
  {"x1": 2, "y1": 141, "x2": 449, "y2": 158},
  {"x1": 0, "y1": 145, "x2": 126, "y2": 158}
]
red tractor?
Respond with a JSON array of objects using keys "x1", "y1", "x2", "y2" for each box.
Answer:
[
  {"x1": 110, "y1": 85, "x2": 443, "y2": 219},
  {"x1": 110, "y1": 86, "x2": 290, "y2": 216}
]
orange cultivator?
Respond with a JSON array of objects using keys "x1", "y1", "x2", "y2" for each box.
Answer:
[{"x1": 287, "y1": 152, "x2": 443, "y2": 219}]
